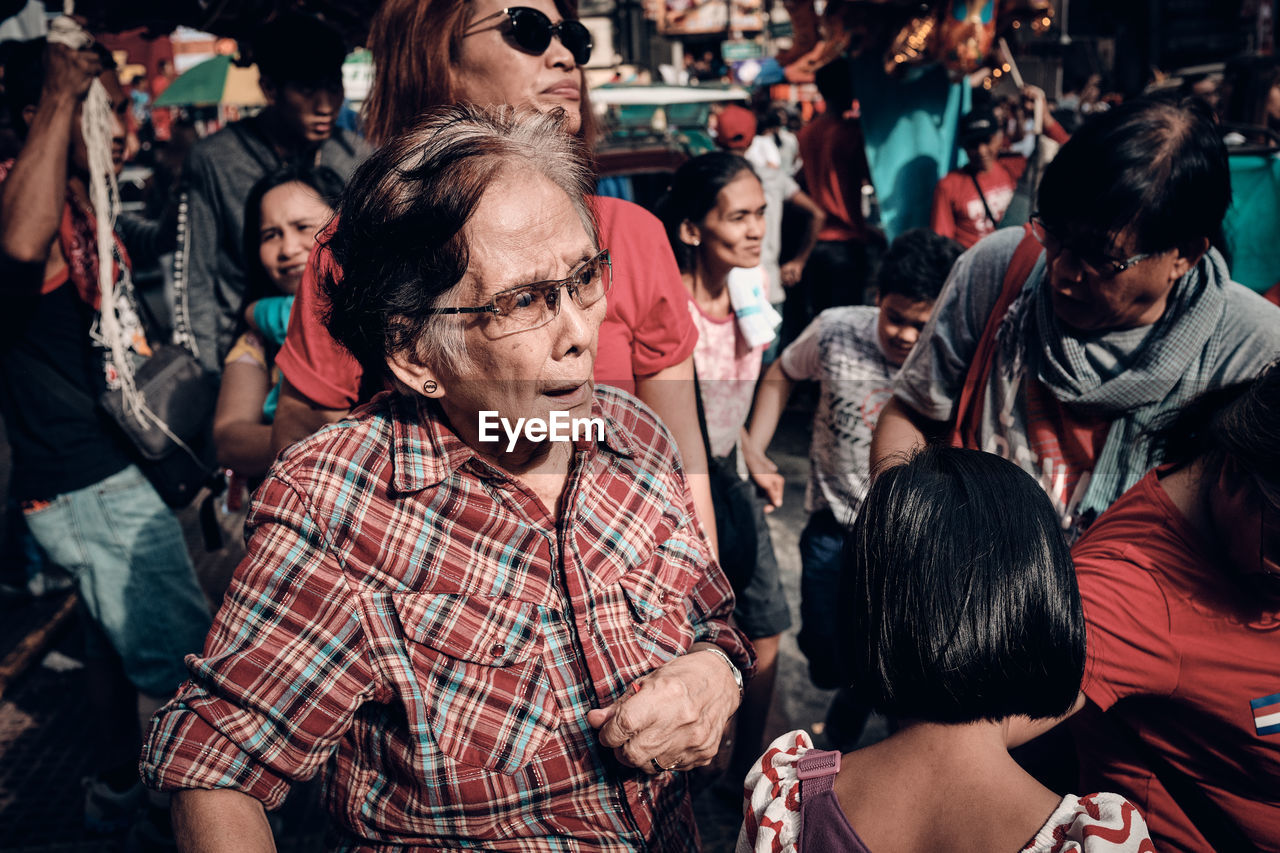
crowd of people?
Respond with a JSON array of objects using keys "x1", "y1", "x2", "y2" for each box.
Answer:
[{"x1": 0, "y1": 3, "x2": 1278, "y2": 852}]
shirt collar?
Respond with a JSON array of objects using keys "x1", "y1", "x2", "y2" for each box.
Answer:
[{"x1": 387, "y1": 389, "x2": 637, "y2": 493}]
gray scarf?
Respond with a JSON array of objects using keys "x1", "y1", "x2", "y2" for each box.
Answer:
[{"x1": 997, "y1": 247, "x2": 1229, "y2": 525}]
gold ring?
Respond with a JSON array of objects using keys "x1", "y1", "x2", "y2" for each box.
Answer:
[{"x1": 650, "y1": 757, "x2": 677, "y2": 773}]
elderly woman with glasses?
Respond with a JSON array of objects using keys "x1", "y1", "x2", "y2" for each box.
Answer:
[
  {"x1": 271, "y1": 0, "x2": 719, "y2": 557},
  {"x1": 141, "y1": 107, "x2": 752, "y2": 852},
  {"x1": 872, "y1": 96, "x2": 1280, "y2": 540}
]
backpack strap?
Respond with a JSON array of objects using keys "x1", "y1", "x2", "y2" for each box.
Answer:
[{"x1": 949, "y1": 225, "x2": 1042, "y2": 449}]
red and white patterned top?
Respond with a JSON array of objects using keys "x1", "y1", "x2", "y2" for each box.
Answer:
[{"x1": 736, "y1": 730, "x2": 1157, "y2": 853}]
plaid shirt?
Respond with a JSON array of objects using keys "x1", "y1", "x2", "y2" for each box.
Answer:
[{"x1": 142, "y1": 386, "x2": 752, "y2": 851}]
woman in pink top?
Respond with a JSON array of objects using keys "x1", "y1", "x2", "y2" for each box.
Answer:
[{"x1": 657, "y1": 151, "x2": 790, "y2": 783}]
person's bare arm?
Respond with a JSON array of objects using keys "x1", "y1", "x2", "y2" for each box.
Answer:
[
  {"x1": 779, "y1": 189, "x2": 826, "y2": 287},
  {"x1": 0, "y1": 43, "x2": 99, "y2": 266},
  {"x1": 634, "y1": 354, "x2": 718, "y2": 557},
  {"x1": 746, "y1": 359, "x2": 795, "y2": 456},
  {"x1": 269, "y1": 377, "x2": 347, "y2": 457},
  {"x1": 172, "y1": 788, "x2": 275, "y2": 853},
  {"x1": 869, "y1": 397, "x2": 947, "y2": 472},
  {"x1": 742, "y1": 360, "x2": 795, "y2": 511},
  {"x1": 212, "y1": 360, "x2": 275, "y2": 478}
]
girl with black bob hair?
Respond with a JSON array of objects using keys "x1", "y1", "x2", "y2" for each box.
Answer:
[{"x1": 736, "y1": 447, "x2": 1154, "y2": 852}]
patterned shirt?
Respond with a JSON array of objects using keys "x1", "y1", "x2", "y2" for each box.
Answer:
[
  {"x1": 141, "y1": 386, "x2": 753, "y2": 851},
  {"x1": 778, "y1": 306, "x2": 896, "y2": 523}
]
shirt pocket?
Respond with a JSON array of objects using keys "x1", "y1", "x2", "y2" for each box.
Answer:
[
  {"x1": 392, "y1": 592, "x2": 561, "y2": 775},
  {"x1": 615, "y1": 535, "x2": 703, "y2": 659}
]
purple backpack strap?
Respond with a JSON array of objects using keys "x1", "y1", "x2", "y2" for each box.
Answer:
[{"x1": 797, "y1": 749, "x2": 841, "y2": 795}]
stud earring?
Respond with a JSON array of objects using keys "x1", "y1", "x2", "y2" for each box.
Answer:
[
  {"x1": 691, "y1": 239, "x2": 701, "y2": 246},
  {"x1": 422, "y1": 379, "x2": 438, "y2": 395}
]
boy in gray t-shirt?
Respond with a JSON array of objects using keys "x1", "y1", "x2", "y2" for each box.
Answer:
[{"x1": 744, "y1": 230, "x2": 962, "y2": 718}]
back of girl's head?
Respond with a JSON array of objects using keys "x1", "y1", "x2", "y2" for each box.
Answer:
[
  {"x1": 654, "y1": 151, "x2": 756, "y2": 272},
  {"x1": 841, "y1": 447, "x2": 1084, "y2": 723},
  {"x1": 242, "y1": 164, "x2": 344, "y2": 300}
]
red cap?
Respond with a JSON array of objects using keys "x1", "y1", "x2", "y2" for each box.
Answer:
[{"x1": 717, "y1": 105, "x2": 757, "y2": 151}]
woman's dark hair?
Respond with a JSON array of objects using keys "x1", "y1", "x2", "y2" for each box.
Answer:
[
  {"x1": 1036, "y1": 96, "x2": 1230, "y2": 258},
  {"x1": 1152, "y1": 360, "x2": 1280, "y2": 496},
  {"x1": 320, "y1": 104, "x2": 595, "y2": 378},
  {"x1": 241, "y1": 164, "x2": 345, "y2": 304},
  {"x1": 840, "y1": 447, "x2": 1085, "y2": 723},
  {"x1": 654, "y1": 151, "x2": 757, "y2": 273},
  {"x1": 876, "y1": 228, "x2": 962, "y2": 304}
]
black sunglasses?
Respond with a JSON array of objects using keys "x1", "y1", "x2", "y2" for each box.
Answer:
[{"x1": 463, "y1": 7, "x2": 593, "y2": 67}]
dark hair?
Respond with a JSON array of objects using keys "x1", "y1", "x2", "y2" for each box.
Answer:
[
  {"x1": 840, "y1": 446, "x2": 1085, "y2": 722},
  {"x1": 1152, "y1": 360, "x2": 1280, "y2": 496},
  {"x1": 3, "y1": 38, "x2": 116, "y2": 135},
  {"x1": 362, "y1": 0, "x2": 597, "y2": 149},
  {"x1": 1036, "y1": 96, "x2": 1230, "y2": 257},
  {"x1": 876, "y1": 229, "x2": 962, "y2": 303},
  {"x1": 251, "y1": 14, "x2": 347, "y2": 88},
  {"x1": 320, "y1": 104, "x2": 596, "y2": 378},
  {"x1": 241, "y1": 164, "x2": 345, "y2": 304},
  {"x1": 654, "y1": 151, "x2": 757, "y2": 273},
  {"x1": 814, "y1": 57, "x2": 852, "y2": 112}
]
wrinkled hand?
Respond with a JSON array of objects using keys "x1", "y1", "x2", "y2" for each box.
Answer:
[
  {"x1": 42, "y1": 42, "x2": 102, "y2": 103},
  {"x1": 743, "y1": 445, "x2": 784, "y2": 512},
  {"x1": 586, "y1": 648, "x2": 739, "y2": 774},
  {"x1": 780, "y1": 259, "x2": 805, "y2": 288}
]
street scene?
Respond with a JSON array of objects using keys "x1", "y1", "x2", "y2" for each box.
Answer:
[{"x1": 0, "y1": 0, "x2": 1278, "y2": 850}]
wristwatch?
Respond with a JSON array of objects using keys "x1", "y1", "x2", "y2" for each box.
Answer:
[{"x1": 698, "y1": 645, "x2": 744, "y2": 698}]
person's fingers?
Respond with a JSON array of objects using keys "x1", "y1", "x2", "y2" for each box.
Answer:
[{"x1": 585, "y1": 707, "x2": 613, "y2": 729}]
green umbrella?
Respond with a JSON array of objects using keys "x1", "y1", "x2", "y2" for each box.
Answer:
[{"x1": 152, "y1": 54, "x2": 265, "y2": 108}]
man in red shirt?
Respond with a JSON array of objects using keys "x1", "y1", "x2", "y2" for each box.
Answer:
[
  {"x1": 930, "y1": 105, "x2": 1016, "y2": 249},
  {"x1": 1012, "y1": 367, "x2": 1280, "y2": 852}
]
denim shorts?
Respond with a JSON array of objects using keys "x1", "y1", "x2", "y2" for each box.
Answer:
[
  {"x1": 23, "y1": 465, "x2": 212, "y2": 696},
  {"x1": 723, "y1": 456, "x2": 791, "y2": 640}
]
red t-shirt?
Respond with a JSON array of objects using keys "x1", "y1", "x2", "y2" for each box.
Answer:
[
  {"x1": 1023, "y1": 378, "x2": 1110, "y2": 517},
  {"x1": 796, "y1": 115, "x2": 870, "y2": 243},
  {"x1": 276, "y1": 196, "x2": 697, "y2": 408},
  {"x1": 1071, "y1": 468, "x2": 1280, "y2": 852},
  {"x1": 930, "y1": 163, "x2": 1016, "y2": 249}
]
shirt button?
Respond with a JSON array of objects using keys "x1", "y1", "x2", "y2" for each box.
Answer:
[{"x1": 490, "y1": 643, "x2": 506, "y2": 657}]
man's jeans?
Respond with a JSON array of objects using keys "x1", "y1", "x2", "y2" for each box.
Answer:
[
  {"x1": 24, "y1": 465, "x2": 211, "y2": 696},
  {"x1": 796, "y1": 508, "x2": 848, "y2": 690}
]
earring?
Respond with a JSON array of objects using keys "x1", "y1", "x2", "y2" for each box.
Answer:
[
  {"x1": 422, "y1": 379, "x2": 438, "y2": 395},
  {"x1": 691, "y1": 239, "x2": 701, "y2": 247}
]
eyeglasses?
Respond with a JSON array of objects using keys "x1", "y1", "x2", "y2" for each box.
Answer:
[
  {"x1": 1029, "y1": 215, "x2": 1162, "y2": 278},
  {"x1": 463, "y1": 7, "x2": 594, "y2": 67},
  {"x1": 427, "y1": 250, "x2": 611, "y2": 336}
]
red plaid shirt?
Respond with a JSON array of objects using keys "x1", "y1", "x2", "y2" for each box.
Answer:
[{"x1": 142, "y1": 387, "x2": 752, "y2": 850}]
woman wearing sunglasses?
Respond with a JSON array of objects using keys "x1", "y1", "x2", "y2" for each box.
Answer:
[{"x1": 271, "y1": 0, "x2": 719, "y2": 556}]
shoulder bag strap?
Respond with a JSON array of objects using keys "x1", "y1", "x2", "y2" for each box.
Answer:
[
  {"x1": 948, "y1": 225, "x2": 1041, "y2": 448},
  {"x1": 969, "y1": 171, "x2": 999, "y2": 229}
]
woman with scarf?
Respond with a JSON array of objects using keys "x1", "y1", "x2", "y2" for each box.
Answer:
[{"x1": 871, "y1": 96, "x2": 1280, "y2": 539}]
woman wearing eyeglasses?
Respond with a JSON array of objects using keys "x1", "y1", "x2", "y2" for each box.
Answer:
[
  {"x1": 271, "y1": 0, "x2": 719, "y2": 556},
  {"x1": 872, "y1": 96, "x2": 1280, "y2": 541},
  {"x1": 143, "y1": 107, "x2": 753, "y2": 852}
]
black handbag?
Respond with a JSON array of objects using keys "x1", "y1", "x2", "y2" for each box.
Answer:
[
  {"x1": 693, "y1": 369, "x2": 758, "y2": 594},
  {"x1": 99, "y1": 343, "x2": 220, "y2": 508}
]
